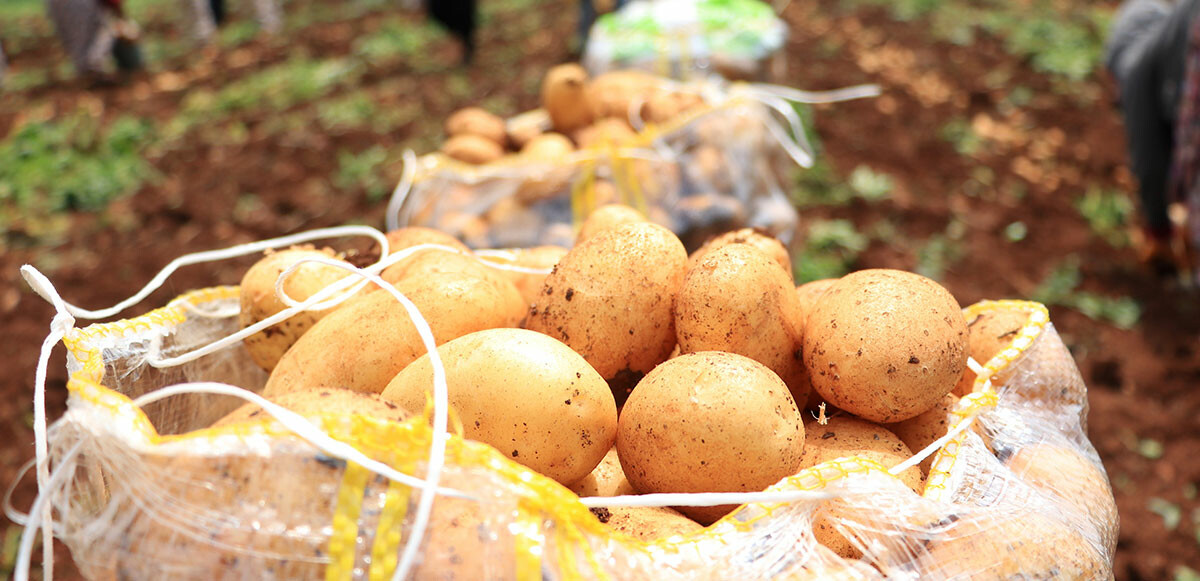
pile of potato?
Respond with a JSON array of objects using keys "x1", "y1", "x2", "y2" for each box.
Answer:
[
  {"x1": 439, "y1": 64, "x2": 706, "y2": 166},
  {"x1": 220, "y1": 215, "x2": 1108, "y2": 573},
  {"x1": 402, "y1": 65, "x2": 799, "y2": 252}
]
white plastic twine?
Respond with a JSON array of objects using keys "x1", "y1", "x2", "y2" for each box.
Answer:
[
  {"x1": 578, "y1": 489, "x2": 835, "y2": 509},
  {"x1": 23, "y1": 225, "x2": 390, "y2": 322},
  {"x1": 888, "y1": 357, "x2": 989, "y2": 477},
  {"x1": 128, "y1": 382, "x2": 471, "y2": 501},
  {"x1": 385, "y1": 149, "x2": 419, "y2": 232},
  {"x1": 14, "y1": 265, "x2": 73, "y2": 581}
]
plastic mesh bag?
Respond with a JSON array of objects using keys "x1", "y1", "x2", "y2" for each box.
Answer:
[
  {"x1": 582, "y1": 0, "x2": 789, "y2": 82},
  {"x1": 388, "y1": 79, "x2": 862, "y2": 253},
  {"x1": 11, "y1": 234, "x2": 1117, "y2": 579}
]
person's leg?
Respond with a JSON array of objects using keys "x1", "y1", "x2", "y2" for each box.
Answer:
[
  {"x1": 46, "y1": 0, "x2": 114, "y2": 77},
  {"x1": 186, "y1": 0, "x2": 218, "y2": 44},
  {"x1": 209, "y1": 0, "x2": 226, "y2": 25},
  {"x1": 251, "y1": 0, "x2": 283, "y2": 35},
  {"x1": 1105, "y1": 0, "x2": 1171, "y2": 77}
]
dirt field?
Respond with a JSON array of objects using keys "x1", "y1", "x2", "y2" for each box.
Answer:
[{"x1": 1, "y1": 0, "x2": 1197, "y2": 578}]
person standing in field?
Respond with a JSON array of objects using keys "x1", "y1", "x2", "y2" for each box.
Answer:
[
  {"x1": 1106, "y1": 0, "x2": 1200, "y2": 279},
  {"x1": 184, "y1": 0, "x2": 282, "y2": 44},
  {"x1": 45, "y1": 0, "x2": 142, "y2": 83}
]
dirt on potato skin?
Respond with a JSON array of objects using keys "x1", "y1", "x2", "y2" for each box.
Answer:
[{"x1": 1, "y1": 1, "x2": 1198, "y2": 580}]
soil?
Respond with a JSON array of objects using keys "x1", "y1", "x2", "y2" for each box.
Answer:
[{"x1": 1, "y1": 1, "x2": 1197, "y2": 579}]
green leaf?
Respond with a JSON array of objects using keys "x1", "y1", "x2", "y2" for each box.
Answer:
[
  {"x1": 1137, "y1": 438, "x2": 1164, "y2": 460},
  {"x1": 1148, "y1": 497, "x2": 1182, "y2": 530},
  {"x1": 1004, "y1": 221, "x2": 1027, "y2": 242}
]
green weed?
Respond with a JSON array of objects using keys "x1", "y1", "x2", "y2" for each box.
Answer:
[
  {"x1": 795, "y1": 219, "x2": 869, "y2": 282},
  {"x1": 168, "y1": 57, "x2": 362, "y2": 137},
  {"x1": 0, "y1": 113, "x2": 157, "y2": 239},
  {"x1": 334, "y1": 145, "x2": 393, "y2": 201},
  {"x1": 1032, "y1": 257, "x2": 1141, "y2": 329},
  {"x1": 940, "y1": 118, "x2": 983, "y2": 156},
  {"x1": 793, "y1": 162, "x2": 891, "y2": 208},
  {"x1": 1075, "y1": 186, "x2": 1133, "y2": 248},
  {"x1": 354, "y1": 18, "x2": 445, "y2": 66},
  {"x1": 915, "y1": 232, "x2": 965, "y2": 281}
]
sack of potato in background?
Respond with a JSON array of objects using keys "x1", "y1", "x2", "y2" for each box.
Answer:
[
  {"x1": 13, "y1": 222, "x2": 1116, "y2": 580},
  {"x1": 581, "y1": 0, "x2": 789, "y2": 82},
  {"x1": 389, "y1": 66, "x2": 875, "y2": 252}
]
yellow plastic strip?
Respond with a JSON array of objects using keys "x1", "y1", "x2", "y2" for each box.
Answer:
[
  {"x1": 570, "y1": 161, "x2": 598, "y2": 234},
  {"x1": 326, "y1": 461, "x2": 371, "y2": 581},
  {"x1": 513, "y1": 502, "x2": 545, "y2": 581},
  {"x1": 366, "y1": 476, "x2": 412, "y2": 581}
]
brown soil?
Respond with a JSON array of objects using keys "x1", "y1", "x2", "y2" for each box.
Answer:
[{"x1": 1, "y1": 1, "x2": 1197, "y2": 579}]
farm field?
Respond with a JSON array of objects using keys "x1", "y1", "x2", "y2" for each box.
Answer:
[{"x1": 1, "y1": 0, "x2": 1198, "y2": 578}]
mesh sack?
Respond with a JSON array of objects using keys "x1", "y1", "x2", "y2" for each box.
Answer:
[
  {"x1": 582, "y1": 0, "x2": 789, "y2": 82},
  {"x1": 388, "y1": 80, "x2": 825, "y2": 253},
  {"x1": 18, "y1": 251, "x2": 1118, "y2": 580}
]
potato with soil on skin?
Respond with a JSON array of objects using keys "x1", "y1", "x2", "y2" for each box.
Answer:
[
  {"x1": 239, "y1": 246, "x2": 354, "y2": 372},
  {"x1": 617, "y1": 351, "x2": 806, "y2": 525},
  {"x1": 885, "y1": 393, "x2": 958, "y2": 476},
  {"x1": 797, "y1": 415, "x2": 923, "y2": 559},
  {"x1": 385, "y1": 227, "x2": 471, "y2": 256},
  {"x1": 506, "y1": 108, "x2": 549, "y2": 150},
  {"x1": 804, "y1": 269, "x2": 968, "y2": 423},
  {"x1": 520, "y1": 132, "x2": 576, "y2": 160},
  {"x1": 542, "y1": 63, "x2": 593, "y2": 134},
  {"x1": 476, "y1": 245, "x2": 569, "y2": 307},
  {"x1": 381, "y1": 328, "x2": 617, "y2": 485},
  {"x1": 676, "y1": 244, "x2": 810, "y2": 406},
  {"x1": 569, "y1": 446, "x2": 635, "y2": 498},
  {"x1": 442, "y1": 134, "x2": 505, "y2": 164},
  {"x1": 525, "y1": 221, "x2": 688, "y2": 402},
  {"x1": 378, "y1": 249, "x2": 527, "y2": 320},
  {"x1": 576, "y1": 203, "x2": 646, "y2": 243},
  {"x1": 572, "y1": 118, "x2": 637, "y2": 149},
  {"x1": 263, "y1": 271, "x2": 526, "y2": 397},
  {"x1": 966, "y1": 306, "x2": 1031, "y2": 364},
  {"x1": 588, "y1": 506, "x2": 704, "y2": 543},
  {"x1": 1004, "y1": 443, "x2": 1119, "y2": 555},
  {"x1": 688, "y1": 227, "x2": 792, "y2": 274},
  {"x1": 445, "y1": 107, "x2": 508, "y2": 145},
  {"x1": 796, "y1": 278, "x2": 837, "y2": 325},
  {"x1": 212, "y1": 387, "x2": 411, "y2": 427},
  {"x1": 586, "y1": 70, "x2": 658, "y2": 120},
  {"x1": 916, "y1": 511, "x2": 1109, "y2": 579}
]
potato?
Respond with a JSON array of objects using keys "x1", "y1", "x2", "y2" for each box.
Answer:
[
  {"x1": 381, "y1": 328, "x2": 617, "y2": 485},
  {"x1": 918, "y1": 512, "x2": 1108, "y2": 579},
  {"x1": 572, "y1": 118, "x2": 637, "y2": 149},
  {"x1": 506, "y1": 108, "x2": 549, "y2": 150},
  {"x1": 688, "y1": 227, "x2": 792, "y2": 274},
  {"x1": 886, "y1": 393, "x2": 958, "y2": 476},
  {"x1": 1005, "y1": 443, "x2": 1119, "y2": 555},
  {"x1": 239, "y1": 246, "x2": 353, "y2": 372},
  {"x1": 379, "y1": 249, "x2": 526, "y2": 320},
  {"x1": 569, "y1": 446, "x2": 635, "y2": 498},
  {"x1": 477, "y1": 245, "x2": 569, "y2": 307},
  {"x1": 542, "y1": 63, "x2": 593, "y2": 134},
  {"x1": 796, "y1": 278, "x2": 837, "y2": 325},
  {"x1": 263, "y1": 271, "x2": 525, "y2": 397},
  {"x1": 442, "y1": 134, "x2": 505, "y2": 164},
  {"x1": 385, "y1": 227, "x2": 470, "y2": 256},
  {"x1": 617, "y1": 351, "x2": 806, "y2": 525},
  {"x1": 797, "y1": 416, "x2": 922, "y2": 558},
  {"x1": 576, "y1": 203, "x2": 646, "y2": 244},
  {"x1": 520, "y1": 132, "x2": 575, "y2": 160},
  {"x1": 966, "y1": 307, "x2": 1030, "y2": 365},
  {"x1": 804, "y1": 269, "x2": 968, "y2": 423},
  {"x1": 445, "y1": 107, "x2": 507, "y2": 145},
  {"x1": 589, "y1": 506, "x2": 703, "y2": 542},
  {"x1": 676, "y1": 244, "x2": 810, "y2": 405},
  {"x1": 686, "y1": 145, "x2": 732, "y2": 193},
  {"x1": 212, "y1": 387, "x2": 412, "y2": 427},
  {"x1": 587, "y1": 70, "x2": 657, "y2": 120},
  {"x1": 525, "y1": 222, "x2": 687, "y2": 402}
]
